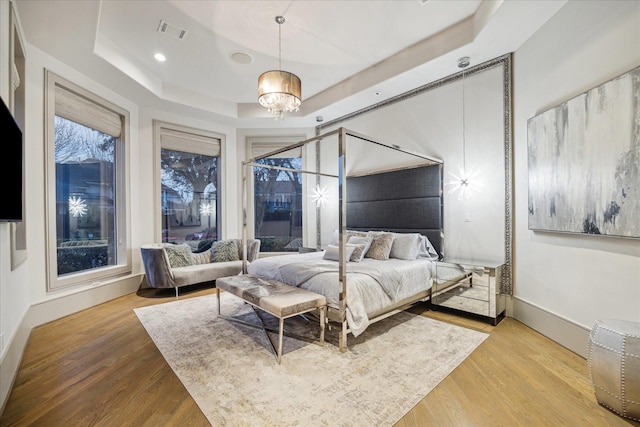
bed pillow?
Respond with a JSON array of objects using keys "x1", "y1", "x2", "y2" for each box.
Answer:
[
  {"x1": 329, "y1": 229, "x2": 367, "y2": 246},
  {"x1": 389, "y1": 233, "x2": 421, "y2": 260},
  {"x1": 417, "y1": 235, "x2": 440, "y2": 260},
  {"x1": 365, "y1": 231, "x2": 395, "y2": 260},
  {"x1": 211, "y1": 239, "x2": 241, "y2": 262},
  {"x1": 163, "y1": 243, "x2": 194, "y2": 268},
  {"x1": 347, "y1": 236, "x2": 372, "y2": 262},
  {"x1": 330, "y1": 229, "x2": 339, "y2": 246},
  {"x1": 323, "y1": 245, "x2": 356, "y2": 262}
]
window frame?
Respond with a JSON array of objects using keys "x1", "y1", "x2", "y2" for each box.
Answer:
[
  {"x1": 44, "y1": 71, "x2": 131, "y2": 291},
  {"x1": 153, "y1": 121, "x2": 223, "y2": 243},
  {"x1": 10, "y1": 1, "x2": 27, "y2": 270}
]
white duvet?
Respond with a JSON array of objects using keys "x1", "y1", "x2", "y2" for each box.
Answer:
[{"x1": 247, "y1": 252, "x2": 433, "y2": 336}]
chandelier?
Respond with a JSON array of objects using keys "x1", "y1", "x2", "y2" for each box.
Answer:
[{"x1": 258, "y1": 16, "x2": 302, "y2": 120}]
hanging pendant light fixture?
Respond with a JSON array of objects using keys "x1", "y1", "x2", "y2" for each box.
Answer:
[
  {"x1": 258, "y1": 16, "x2": 302, "y2": 120},
  {"x1": 446, "y1": 56, "x2": 481, "y2": 200}
]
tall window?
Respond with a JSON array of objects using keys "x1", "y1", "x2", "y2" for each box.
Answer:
[
  {"x1": 155, "y1": 122, "x2": 221, "y2": 252},
  {"x1": 250, "y1": 139, "x2": 303, "y2": 252},
  {"x1": 45, "y1": 71, "x2": 129, "y2": 290}
]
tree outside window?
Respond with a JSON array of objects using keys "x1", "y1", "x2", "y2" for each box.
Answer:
[
  {"x1": 160, "y1": 148, "x2": 219, "y2": 252},
  {"x1": 254, "y1": 157, "x2": 302, "y2": 252}
]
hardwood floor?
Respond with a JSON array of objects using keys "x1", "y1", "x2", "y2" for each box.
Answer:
[{"x1": 1, "y1": 286, "x2": 638, "y2": 427}]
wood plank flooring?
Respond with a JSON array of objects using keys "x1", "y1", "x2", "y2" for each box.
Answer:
[{"x1": 1, "y1": 286, "x2": 638, "y2": 426}]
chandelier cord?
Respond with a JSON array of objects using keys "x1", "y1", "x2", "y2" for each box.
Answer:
[
  {"x1": 462, "y1": 68, "x2": 466, "y2": 172},
  {"x1": 278, "y1": 19, "x2": 282, "y2": 70}
]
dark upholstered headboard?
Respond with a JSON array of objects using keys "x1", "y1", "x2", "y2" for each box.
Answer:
[{"x1": 346, "y1": 164, "x2": 443, "y2": 258}]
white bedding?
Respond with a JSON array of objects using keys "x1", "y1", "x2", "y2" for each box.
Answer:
[{"x1": 247, "y1": 252, "x2": 433, "y2": 336}]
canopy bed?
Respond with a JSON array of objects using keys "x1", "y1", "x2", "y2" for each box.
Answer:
[{"x1": 242, "y1": 127, "x2": 451, "y2": 351}]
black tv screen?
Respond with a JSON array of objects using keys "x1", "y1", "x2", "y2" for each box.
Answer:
[{"x1": 0, "y1": 96, "x2": 23, "y2": 222}]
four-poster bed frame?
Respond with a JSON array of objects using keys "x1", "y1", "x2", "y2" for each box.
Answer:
[{"x1": 242, "y1": 127, "x2": 443, "y2": 351}]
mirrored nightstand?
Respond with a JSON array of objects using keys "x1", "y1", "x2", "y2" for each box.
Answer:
[{"x1": 432, "y1": 259, "x2": 506, "y2": 325}]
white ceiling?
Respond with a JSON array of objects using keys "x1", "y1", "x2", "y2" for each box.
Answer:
[{"x1": 15, "y1": 0, "x2": 566, "y2": 128}]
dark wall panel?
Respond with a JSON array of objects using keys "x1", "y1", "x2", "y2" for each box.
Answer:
[{"x1": 346, "y1": 164, "x2": 443, "y2": 257}]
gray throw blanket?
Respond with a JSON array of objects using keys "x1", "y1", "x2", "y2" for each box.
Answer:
[{"x1": 278, "y1": 260, "x2": 402, "y2": 301}]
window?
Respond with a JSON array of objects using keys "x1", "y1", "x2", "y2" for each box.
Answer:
[
  {"x1": 45, "y1": 71, "x2": 129, "y2": 290},
  {"x1": 155, "y1": 122, "x2": 221, "y2": 252},
  {"x1": 249, "y1": 138, "x2": 303, "y2": 252}
]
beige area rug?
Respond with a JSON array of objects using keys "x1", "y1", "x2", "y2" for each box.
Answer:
[{"x1": 134, "y1": 293, "x2": 488, "y2": 426}]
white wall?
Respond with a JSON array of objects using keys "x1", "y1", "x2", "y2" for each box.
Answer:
[
  {"x1": 0, "y1": 0, "x2": 29, "y2": 412},
  {"x1": 322, "y1": 65, "x2": 507, "y2": 264},
  {"x1": 512, "y1": 0, "x2": 640, "y2": 356}
]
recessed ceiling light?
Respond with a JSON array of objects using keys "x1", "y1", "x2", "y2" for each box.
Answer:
[
  {"x1": 154, "y1": 52, "x2": 166, "y2": 62},
  {"x1": 229, "y1": 51, "x2": 253, "y2": 65}
]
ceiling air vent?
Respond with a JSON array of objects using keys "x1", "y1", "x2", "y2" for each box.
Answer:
[{"x1": 157, "y1": 19, "x2": 188, "y2": 40}]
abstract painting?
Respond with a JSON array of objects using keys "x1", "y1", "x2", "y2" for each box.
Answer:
[{"x1": 527, "y1": 66, "x2": 640, "y2": 238}]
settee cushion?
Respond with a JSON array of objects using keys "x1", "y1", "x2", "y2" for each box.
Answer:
[{"x1": 171, "y1": 261, "x2": 244, "y2": 287}]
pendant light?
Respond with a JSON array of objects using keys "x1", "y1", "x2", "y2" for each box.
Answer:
[
  {"x1": 258, "y1": 16, "x2": 302, "y2": 120},
  {"x1": 447, "y1": 56, "x2": 481, "y2": 200}
]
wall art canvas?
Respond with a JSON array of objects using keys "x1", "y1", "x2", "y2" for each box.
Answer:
[{"x1": 527, "y1": 66, "x2": 640, "y2": 238}]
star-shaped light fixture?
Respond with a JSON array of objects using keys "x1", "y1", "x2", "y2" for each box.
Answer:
[
  {"x1": 445, "y1": 57, "x2": 482, "y2": 201},
  {"x1": 199, "y1": 203, "x2": 214, "y2": 216},
  {"x1": 447, "y1": 164, "x2": 481, "y2": 200},
  {"x1": 309, "y1": 185, "x2": 329, "y2": 208},
  {"x1": 68, "y1": 196, "x2": 88, "y2": 217}
]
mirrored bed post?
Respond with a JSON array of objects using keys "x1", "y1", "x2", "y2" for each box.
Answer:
[{"x1": 337, "y1": 127, "x2": 348, "y2": 351}]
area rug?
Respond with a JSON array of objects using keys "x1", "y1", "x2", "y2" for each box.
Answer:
[{"x1": 134, "y1": 293, "x2": 488, "y2": 426}]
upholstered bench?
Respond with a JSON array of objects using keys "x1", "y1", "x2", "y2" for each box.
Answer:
[
  {"x1": 216, "y1": 274, "x2": 326, "y2": 364},
  {"x1": 587, "y1": 319, "x2": 640, "y2": 421}
]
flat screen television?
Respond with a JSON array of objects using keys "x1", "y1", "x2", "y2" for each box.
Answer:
[{"x1": 0, "y1": 96, "x2": 23, "y2": 222}]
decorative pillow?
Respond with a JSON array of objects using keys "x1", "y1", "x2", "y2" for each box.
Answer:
[
  {"x1": 194, "y1": 239, "x2": 215, "y2": 253},
  {"x1": 347, "y1": 243, "x2": 367, "y2": 262},
  {"x1": 211, "y1": 240, "x2": 240, "y2": 263},
  {"x1": 417, "y1": 235, "x2": 440, "y2": 260},
  {"x1": 365, "y1": 231, "x2": 395, "y2": 260},
  {"x1": 163, "y1": 244, "x2": 194, "y2": 268},
  {"x1": 192, "y1": 251, "x2": 211, "y2": 265},
  {"x1": 347, "y1": 230, "x2": 367, "y2": 241},
  {"x1": 322, "y1": 244, "x2": 356, "y2": 262},
  {"x1": 390, "y1": 233, "x2": 421, "y2": 260},
  {"x1": 347, "y1": 236, "x2": 372, "y2": 262}
]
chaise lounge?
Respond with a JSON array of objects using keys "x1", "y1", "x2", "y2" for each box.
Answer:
[{"x1": 140, "y1": 238, "x2": 261, "y2": 297}]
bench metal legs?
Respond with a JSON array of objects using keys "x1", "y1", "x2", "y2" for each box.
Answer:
[
  {"x1": 216, "y1": 290, "x2": 326, "y2": 364},
  {"x1": 277, "y1": 318, "x2": 285, "y2": 364}
]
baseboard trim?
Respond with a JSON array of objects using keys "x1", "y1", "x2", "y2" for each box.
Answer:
[
  {"x1": 0, "y1": 312, "x2": 30, "y2": 418},
  {"x1": 512, "y1": 296, "x2": 590, "y2": 358},
  {"x1": 0, "y1": 275, "x2": 142, "y2": 415}
]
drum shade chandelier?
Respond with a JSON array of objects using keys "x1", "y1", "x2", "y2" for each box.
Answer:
[{"x1": 258, "y1": 16, "x2": 301, "y2": 120}]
